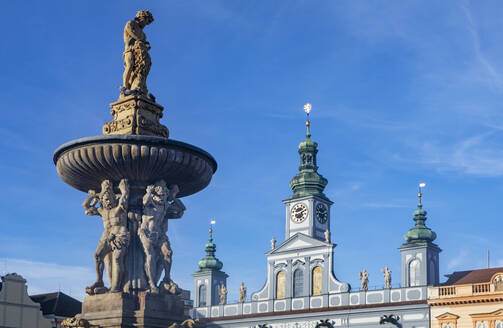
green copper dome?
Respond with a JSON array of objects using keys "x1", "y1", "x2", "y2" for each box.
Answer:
[
  {"x1": 197, "y1": 228, "x2": 223, "y2": 272},
  {"x1": 288, "y1": 121, "x2": 328, "y2": 200},
  {"x1": 401, "y1": 200, "x2": 437, "y2": 248}
]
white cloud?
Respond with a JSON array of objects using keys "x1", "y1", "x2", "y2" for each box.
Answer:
[
  {"x1": 461, "y1": 3, "x2": 503, "y2": 91},
  {"x1": 1, "y1": 258, "x2": 94, "y2": 301},
  {"x1": 447, "y1": 249, "x2": 471, "y2": 271},
  {"x1": 419, "y1": 132, "x2": 503, "y2": 176}
]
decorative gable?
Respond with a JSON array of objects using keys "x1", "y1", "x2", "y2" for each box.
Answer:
[
  {"x1": 437, "y1": 313, "x2": 460, "y2": 320},
  {"x1": 436, "y1": 312, "x2": 460, "y2": 328},
  {"x1": 267, "y1": 233, "x2": 330, "y2": 255},
  {"x1": 470, "y1": 309, "x2": 503, "y2": 319}
]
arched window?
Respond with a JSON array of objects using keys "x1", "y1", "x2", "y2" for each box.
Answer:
[
  {"x1": 293, "y1": 269, "x2": 304, "y2": 297},
  {"x1": 312, "y1": 266, "x2": 322, "y2": 295},
  {"x1": 198, "y1": 284, "x2": 207, "y2": 307},
  {"x1": 477, "y1": 322, "x2": 488, "y2": 328},
  {"x1": 495, "y1": 321, "x2": 503, "y2": 328},
  {"x1": 276, "y1": 271, "x2": 286, "y2": 299},
  {"x1": 409, "y1": 259, "x2": 421, "y2": 286}
]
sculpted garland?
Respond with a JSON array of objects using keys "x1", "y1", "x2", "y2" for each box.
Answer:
[{"x1": 82, "y1": 179, "x2": 185, "y2": 295}]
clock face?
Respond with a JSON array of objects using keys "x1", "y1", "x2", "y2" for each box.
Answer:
[
  {"x1": 291, "y1": 203, "x2": 308, "y2": 223},
  {"x1": 316, "y1": 203, "x2": 328, "y2": 223}
]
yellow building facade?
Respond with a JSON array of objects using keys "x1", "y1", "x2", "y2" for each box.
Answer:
[{"x1": 429, "y1": 267, "x2": 503, "y2": 328}]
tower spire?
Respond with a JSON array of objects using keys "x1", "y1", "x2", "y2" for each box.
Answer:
[
  {"x1": 288, "y1": 103, "x2": 328, "y2": 200},
  {"x1": 402, "y1": 183, "x2": 437, "y2": 246},
  {"x1": 304, "y1": 103, "x2": 312, "y2": 139},
  {"x1": 197, "y1": 220, "x2": 223, "y2": 272}
]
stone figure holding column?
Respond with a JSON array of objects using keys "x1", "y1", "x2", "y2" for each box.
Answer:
[
  {"x1": 219, "y1": 284, "x2": 227, "y2": 305},
  {"x1": 239, "y1": 282, "x2": 247, "y2": 303},
  {"x1": 122, "y1": 10, "x2": 154, "y2": 96},
  {"x1": 82, "y1": 179, "x2": 130, "y2": 295},
  {"x1": 139, "y1": 181, "x2": 185, "y2": 294},
  {"x1": 382, "y1": 266, "x2": 392, "y2": 289},
  {"x1": 359, "y1": 269, "x2": 369, "y2": 291}
]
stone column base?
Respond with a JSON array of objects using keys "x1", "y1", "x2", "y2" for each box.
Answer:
[{"x1": 78, "y1": 292, "x2": 186, "y2": 328}]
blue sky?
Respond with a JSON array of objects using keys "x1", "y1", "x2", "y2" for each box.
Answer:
[{"x1": 1, "y1": 1, "x2": 503, "y2": 302}]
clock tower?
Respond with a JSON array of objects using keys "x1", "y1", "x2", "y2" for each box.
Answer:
[{"x1": 284, "y1": 104, "x2": 333, "y2": 241}]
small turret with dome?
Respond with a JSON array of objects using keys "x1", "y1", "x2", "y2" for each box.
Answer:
[
  {"x1": 193, "y1": 221, "x2": 228, "y2": 307},
  {"x1": 399, "y1": 183, "x2": 441, "y2": 287},
  {"x1": 402, "y1": 184, "x2": 438, "y2": 246},
  {"x1": 197, "y1": 226, "x2": 224, "y2": 272}
]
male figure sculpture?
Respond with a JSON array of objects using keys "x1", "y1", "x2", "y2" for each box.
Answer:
[
  {"x1": 82, "y1": 179, "x2": 130, "y2": 294},
  {"x1": 122, "y1": 10, "x2": 154, "y2": 96},
  {"x1": 139, "y1": 181, "x2": 185, "y2": 293},
  {"x1": 382, "y1": 266, "x2": 392, "y2": 289},
  {"x1": 219, "y1": 284, "x2": 227, "y2": 305},
  {"x1": 239, "y1": 282, "x2": 247, "y2": 303},
  {"x1": 359, "y1": 269, "x2": 369, "y2": 291}
]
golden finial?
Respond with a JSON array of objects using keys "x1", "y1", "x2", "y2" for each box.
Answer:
[
  {"x1": 209, "y1": 219, "x2": 216, "y2": 235},
  {"x1": 418, "y1": 182, "x2": 426, "y2": 205},
  {"x1": 304, "y1": 103, "x2": 312, "y2": 138}
]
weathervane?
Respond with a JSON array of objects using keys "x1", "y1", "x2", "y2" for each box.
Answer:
[
  {"x1": 418, "y1": 182, "x2": 426, "y2": 205},
  {"x1": 209, "y1": 219, "x2": 216, "y2": 240},
  {"x1": 304, "y1": 102, "x2": 312, "y2": 138}
]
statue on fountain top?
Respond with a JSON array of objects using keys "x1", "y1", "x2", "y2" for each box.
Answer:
[
  {"x1": 103, "y1": 10, "x2": 170, "y2": 138},
  {"x1": 121, "y1": 10, "x2": 154, "y2": 98}
]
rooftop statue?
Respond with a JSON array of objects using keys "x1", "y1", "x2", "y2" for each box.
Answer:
[
  {"x1": 219, "y1": 284, "x2": 227, "y2": 305},
  {"x1": 121, "y1": 10, "x2": 154, "y2": 97},
  {"x1": 359, "y1": 269, "x2": 369, "y2": 291},
  {"x1": 382, "y1": 266, "x2": 392, "y2": 289},
  {"x1": 239, "y1": 282, "x2": 247, "y2": 303}
]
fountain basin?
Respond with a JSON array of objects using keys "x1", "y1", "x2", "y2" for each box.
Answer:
[{"x1": 53, "y1": 135, "x2": 217, "y2": 197}]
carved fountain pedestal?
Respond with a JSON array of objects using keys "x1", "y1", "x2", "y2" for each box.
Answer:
[
  {"x1": 54, "y1": 131, "x2": 216, "y2": 328},
  {"x1": 55, "y1": 11, "x2": 216, "y2": 328}
]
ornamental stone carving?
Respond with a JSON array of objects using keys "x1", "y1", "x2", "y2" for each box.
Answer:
[
  {"x1": 82, "y1": 179, "x2": 130, "y2": 295},
  {"x1": 61, "y1": 317, "x2": 90, "y2": 328},
  {"x1": 219, "y1": 284, "x2": 227, "y2": 305},
  {"x1": 359, "y1": 269, "x2": 369, "y2": 291},
  {"x1": 139, "y1": 180, "x2": 185, "y2": 294},
  {"x1": 169, "y1": 319, "x2": 206, "y2": 328},
  {"x1": 382, "y1": 266, "x2": 392, "y2": 289},
  {"x1": 239, "y1": 282, "x2": 247, "y2": 303},
  {"x1": 271, "y1": 237, "x2": 276, "y2": 249},
  {"x1": 493, "y1": 274, "x2": 503, "y2": 291}
]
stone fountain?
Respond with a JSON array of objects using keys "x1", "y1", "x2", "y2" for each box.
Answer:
[{"x1": 54, "y1": 10, "x2": 216, "y2": 328}]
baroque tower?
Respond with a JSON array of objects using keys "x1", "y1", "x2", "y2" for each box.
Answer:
[
  {"x1": 284, "y1": 105, "x2": 332, "y2": 241},
  {"x1": 250, "y1": 104, "x2": 348, "y2": 305},
  {"x1": 400, "y1": 187, "x2": 441, "y2": 287},
  {"x1": 193, "y1": 226, "x2": 228, "y2": 307}
]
